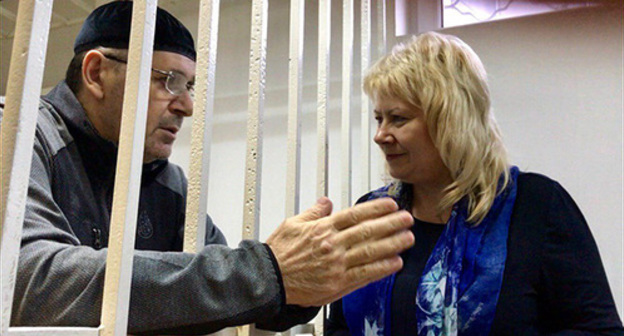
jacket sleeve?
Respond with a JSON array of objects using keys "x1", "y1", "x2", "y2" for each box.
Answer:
[
  {"x1": 12, "y1": 122, "x2": 310, "y2": 335},
  {"x1": 539, "y1": 181, "x2": 623, "y2": 335}
]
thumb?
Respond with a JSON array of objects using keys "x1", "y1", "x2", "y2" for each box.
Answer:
[{"x1": 295, "y1": 197, "x2": 333, "y2": 222}]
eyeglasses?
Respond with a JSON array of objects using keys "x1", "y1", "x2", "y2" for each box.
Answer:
[{"x1": 103, "y1": 54, "x2": 195, "y2": 99}]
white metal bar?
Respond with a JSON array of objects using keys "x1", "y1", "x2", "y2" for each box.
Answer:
[
  {"x1": 7, "y1": 327, "x2": 101, "y2": 336},
  {"x1": 183, "y1": 0, "x2": 221, "y2": 253},
  {"x1": 285, "y1": 0, "x2": 304, "y2": 218},
  {"x1": 0, "y1": 0, "x2": 53, "y2": 333},
  {"x1": 240, "y1": 1, "x2": 268, "y2": 333},
  {"x1": 341, "y1": 0, "x2": 354, "y2": 208},
  {"x1": 316, "y1": 0, "x2": 330, "y2": 200},
  {"x1": 242, "y1": 0, "x2": 268, "y2": 242},
  {"x1": 315, "y1": 1, "x2": 331, "y2": 332},
  {"x1": 361, "y1": 0, "x2": 372, "y2": 194},
  {"x1": 99, "y1": 1, "x2": 157, "y2": 335}
]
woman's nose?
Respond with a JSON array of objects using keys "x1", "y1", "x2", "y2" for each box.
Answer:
[{"x1": 374, "y1": 125, "x2": 392, "y2": 145}]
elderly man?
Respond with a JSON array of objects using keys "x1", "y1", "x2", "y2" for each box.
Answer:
[{"x1": 6, "y1": 2, "x2": 414, "y2": 335}]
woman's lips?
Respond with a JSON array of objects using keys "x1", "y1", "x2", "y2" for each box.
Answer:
[{"x1": 385, "y1": 153, "x2": 405, "y2": 161}]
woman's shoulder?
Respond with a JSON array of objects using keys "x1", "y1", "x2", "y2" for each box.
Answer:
[
  {"x1": 516, "y1": 170, "x2": 559, "y2": 189},
  {"x1": 355, "y1": 183, "x2": 399, "y2": 205},
  {"x1": 513, "y1": 170, "x2": 587, "y2": 235},
  {"x1": 515, "y1": 171, "x2": 574, "y2": 207}
]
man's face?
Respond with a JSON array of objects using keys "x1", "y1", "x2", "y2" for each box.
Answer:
[
  {"x1": 103, "y1": 50, "x2": 195, "y2": 163},
  {"x1": 143, "y1": 51, "x2": 195, "y2": 163}
]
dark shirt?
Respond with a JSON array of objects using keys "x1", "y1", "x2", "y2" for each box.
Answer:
[{"x1": 327, "y1": 173, "x2": 623, "y2": 335}]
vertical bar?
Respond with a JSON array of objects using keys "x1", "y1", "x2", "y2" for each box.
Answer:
[
  {"x1": 315, "y1": 0, "x2": 331, "y2": 333},
  {"x1": 376, "y1": 0, "x2": 387, "y2": 57},
  {"x1": 242, "y1": 0, "x2": 268, "y2": 242},
  {"x1": 285, "y1": 0, "x2": 304, "y2": 218},
  {"x1": 341, "y1": 0, "x2": 354, "y2": 208},
  {"x1": 240, "y1": 0, "x2": 268, "y2": 333},
  {"x1": 183, "y1": 0, "x2": 221, "y2": 253},
  {"x1": 100, "y1": 1, "x2": 157, "y2": 335},
  {"x1": 386, "y1": 0, "x2": 396, "y2": 47},
  {"x1": 361, "y1": 0, "x2": 372, "y2": 194},
  {"x1": 316, "y1": 0, "x2": 330, "y2": 200},
  {"x1": 0, "y1": 0, "x2": 53, "y2": 332}
]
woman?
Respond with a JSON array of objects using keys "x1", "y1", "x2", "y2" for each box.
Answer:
[{"x1": 326, "y1": 32, "x2": 623, "y2": 335}]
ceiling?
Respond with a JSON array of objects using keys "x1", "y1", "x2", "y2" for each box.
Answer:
[
  {"x1": 2, "y1": 0, "x2": 618, "y2": 40},
  {"x1": 0, "y1": 0, "x2": 226, "y2": 40},
  {"x1": 0, "y1": 0, "x2": 251, "y2": 94}
]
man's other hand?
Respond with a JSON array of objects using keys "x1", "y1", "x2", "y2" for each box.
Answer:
[{"x1": 266, "y1": 197, "x2": 414, "y2": 307}]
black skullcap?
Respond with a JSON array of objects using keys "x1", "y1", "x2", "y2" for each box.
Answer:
[{"x1": 74, "y1": 1, "x2": 196, "y2": 61}]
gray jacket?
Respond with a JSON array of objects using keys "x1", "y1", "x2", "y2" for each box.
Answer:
[{"x1": 4, "y1": 82, "x2": 316, "y2": 335}]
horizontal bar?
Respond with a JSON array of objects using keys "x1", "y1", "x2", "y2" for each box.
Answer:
[{"x1": 7, "y1": 327, "x2": 101, "y2": 336}]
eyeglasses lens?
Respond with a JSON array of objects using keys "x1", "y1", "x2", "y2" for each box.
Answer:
[{"x1": 165, "y1": 71, "x2": 193, "y2": 99}]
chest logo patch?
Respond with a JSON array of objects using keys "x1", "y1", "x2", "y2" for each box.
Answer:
[{"x1": 138, "y1": 211, "x2": 154, "y2": 239}]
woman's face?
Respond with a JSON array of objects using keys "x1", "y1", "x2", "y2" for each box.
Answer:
[{"x1": 373, "y1": 96, "x2": 451, "y2": 188}]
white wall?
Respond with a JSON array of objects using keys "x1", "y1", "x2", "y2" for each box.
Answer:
[
  {"x1": 170, "y1": 3, "x2": 623, "y2": 317},
  {"x1": 440, "y1": 7, "x2": 623, "y2": 317}
]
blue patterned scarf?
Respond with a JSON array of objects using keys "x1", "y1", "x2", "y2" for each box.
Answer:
[{"x1": 343, "y1": 167, "x2": 519, "y2": 336}]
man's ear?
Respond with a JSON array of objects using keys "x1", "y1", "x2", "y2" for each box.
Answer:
[{"x1": 81, "y1": 50, "x2": 106, "y2": 100}]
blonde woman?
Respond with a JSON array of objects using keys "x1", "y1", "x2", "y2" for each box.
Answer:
[{"x1": 326, "y1": 32, "x2": 623, "y2": 335}]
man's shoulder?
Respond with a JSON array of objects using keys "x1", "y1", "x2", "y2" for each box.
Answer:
[
  {"x1": 0, "y1": 95, "x2": 71, "y2": 152},
  {"x1": 35, "y1": 98, "x2": 74, "y2": 153}
]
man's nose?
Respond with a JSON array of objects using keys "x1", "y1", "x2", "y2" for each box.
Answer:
[{"x1": 170, "y1": 93, "x2": 193, "y2": 117}]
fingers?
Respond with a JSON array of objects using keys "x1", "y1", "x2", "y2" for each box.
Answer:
[
  {"x1": 347, "y1": 256, "x2": 403, "y2": 291},
  {"x1": 336, "y1": 210, "x2": 413, "y2": 249},
  {"x1": 332, "y1": 256, "x2": 405, "y2": 302},
  {"x1": 344, "y1": 229, "x2": 414, "y2": 267},
  {"x1": 295, "y1": 197, "x2": 333, "y2": 222},
  {"x1": 329, "y1": 198, "x2": 399, "y2": 231}
]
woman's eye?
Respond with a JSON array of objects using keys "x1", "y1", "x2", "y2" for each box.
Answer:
[{"x1": 393, "y1": 115, "x2": 407, "y2": 123}]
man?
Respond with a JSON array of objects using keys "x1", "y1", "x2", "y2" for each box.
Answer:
[{"x1": 6, "y1": 2, "x2": 414, "y2": 335}]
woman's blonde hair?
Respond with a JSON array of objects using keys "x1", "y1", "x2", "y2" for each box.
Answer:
[{"x1": 364, "y1": 32, "x2": 509, "y2": 224}]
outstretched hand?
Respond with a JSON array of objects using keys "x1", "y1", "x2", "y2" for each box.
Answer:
[{"x1": 266, "y1": 197, "x2": 414, "y2": 307}]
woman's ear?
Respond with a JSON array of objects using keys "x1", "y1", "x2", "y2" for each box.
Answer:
[{"x1": 81, "y1": 50, "x2": 106, "y2": 100}]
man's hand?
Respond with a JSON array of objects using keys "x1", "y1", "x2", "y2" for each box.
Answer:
[{"x1": 266, "y1": 197, "x2": 414, "y2": 307}]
